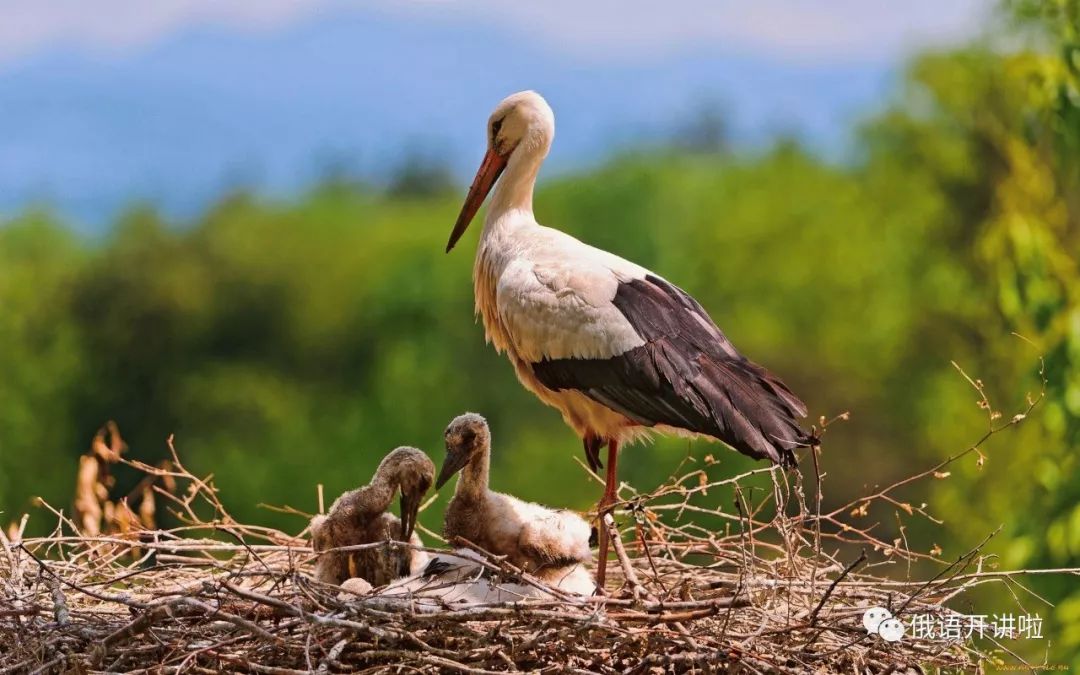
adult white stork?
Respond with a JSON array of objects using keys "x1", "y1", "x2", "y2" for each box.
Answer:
[{"x1": 445, "y1": 91, "x2": 814, "y2": 588}]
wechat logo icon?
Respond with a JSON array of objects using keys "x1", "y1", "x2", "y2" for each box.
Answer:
[{"x1": 863, "y1": 607, "x2": 905, "y2": 642}]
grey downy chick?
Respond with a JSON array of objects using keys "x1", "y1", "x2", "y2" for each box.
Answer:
[
  {"x1": 437, "y1": 413, "x2": 593, "y2": 585},
  {"x1": 311, "y1": 446, "x2": 435, "y2": 587}
]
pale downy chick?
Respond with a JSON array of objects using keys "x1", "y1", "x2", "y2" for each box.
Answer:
[
  {"x1": 366, "y1": 548, "x2": 594, "y2": 612},
  {"x1": 310, "y1": 446, "x2": 434, "y2": 587},
  {"x1": 437, "y1": 413, "x2": 594, "y2": 588}
]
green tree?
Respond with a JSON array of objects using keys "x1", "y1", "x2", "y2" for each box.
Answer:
[{"x1": 861, "y1": 1, "x2": 1080, "y2": 659}]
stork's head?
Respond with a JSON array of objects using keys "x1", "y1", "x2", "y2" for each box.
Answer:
[
  {"x1": 486, "y1": 90, "x2": 555, "y2": 160},
  {"x1": 378, "y1": 446, "x2": 435, "y2": 542},
  {"x1": 436, "y1": 412, "x2": 491, "y2": 489},
  {"x1": 445, "y1": 91, "x2": 554, "y2": 252}
]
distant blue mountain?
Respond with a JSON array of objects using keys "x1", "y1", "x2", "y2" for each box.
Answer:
[{"x1": 0, "y1": 7, "x2": 896, "y2": 230}]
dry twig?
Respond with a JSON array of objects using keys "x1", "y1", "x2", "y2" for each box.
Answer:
[{"x1": 1, "y1": 359, "x2": 1072, "y2": 673}]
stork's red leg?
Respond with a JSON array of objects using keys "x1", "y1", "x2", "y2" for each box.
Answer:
[{"x1": 595, "y1": 439, "x2": 619, "y2": 590}]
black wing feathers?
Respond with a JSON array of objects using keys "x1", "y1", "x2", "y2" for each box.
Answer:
[{"x1": 532, "y1": 275, "x2": 811, "y2": 466}]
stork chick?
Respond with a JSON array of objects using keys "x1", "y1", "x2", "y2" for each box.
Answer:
[
  {"x1": 367, "y1": 548, "x2": 595, "y2": 612},
  {"x1": 310, "y1": 446, "x2": 434, "y2": 587},
  {"x1": 437, "y1": 413, "x2": 593, "y2": 585}
]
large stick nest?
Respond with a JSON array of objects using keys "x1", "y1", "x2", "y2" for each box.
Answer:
[{"x1": 0, "y1": 375, "x2": 1068, "y2": 674}]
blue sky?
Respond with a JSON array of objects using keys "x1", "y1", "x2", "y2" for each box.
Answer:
[{"x1": 0, "y1": 1, "x2": 992, "y2": 228}]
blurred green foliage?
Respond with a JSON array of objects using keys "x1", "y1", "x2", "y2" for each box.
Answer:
[{"x1": 0, "y1": 0, "x2": 1077, "y2": 663}]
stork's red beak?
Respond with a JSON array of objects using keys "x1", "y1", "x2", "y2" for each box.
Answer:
[{"x1": 446, "y1": 148, "x2": 507, "y2": 252}]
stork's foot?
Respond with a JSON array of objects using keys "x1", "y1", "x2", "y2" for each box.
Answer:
[
  {"x1": 593, "y1": 506, "x2": 614, "y2": 591},
  {"x1": 594, "y1": 440, "x2": 620, "y2": 590}
]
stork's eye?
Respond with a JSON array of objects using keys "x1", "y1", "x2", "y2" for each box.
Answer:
[{"x1": 490, "y1": 117, "x2": 504, "y2": 143}]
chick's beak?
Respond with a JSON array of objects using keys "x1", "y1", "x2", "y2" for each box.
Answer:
[
  {"x1": 398, "y1": 492, "x2": 420, "y2": 543},
  {"x1": 435, "y1": 452, "x2": 469, "y2": 490},
  {"x1": 446, "y1": 148, "x2": 507, "y2": 253}
]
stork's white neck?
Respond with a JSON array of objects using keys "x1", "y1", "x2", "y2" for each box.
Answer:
[{"x1": 483, "y1": 145, "x2": 545, "y2": 236}]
